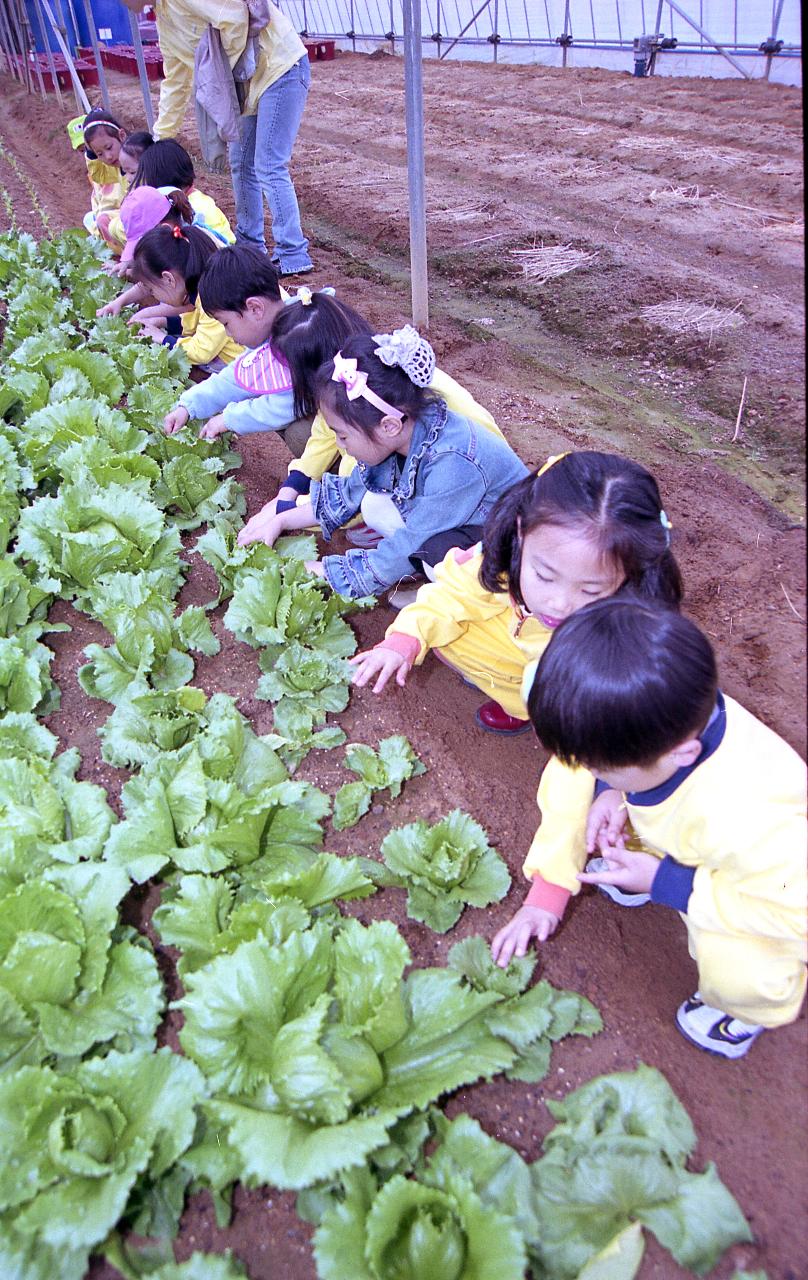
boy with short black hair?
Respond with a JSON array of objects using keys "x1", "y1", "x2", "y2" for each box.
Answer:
[
  {"x1": 163, "y1": 244, "x2": 300, "y2": 443},
  {"x1": 492, "y1": 597, "x2": 807, "y2": 1060}
]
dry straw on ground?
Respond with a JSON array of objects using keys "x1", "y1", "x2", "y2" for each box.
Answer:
[
  {"x1": 640, "y1": 299, "x2": 744, "y2": 340},
  {"x1": 511, "y1": 242, "x2": 598, "y2": 282}
]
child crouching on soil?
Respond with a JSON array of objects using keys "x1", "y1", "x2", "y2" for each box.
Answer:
[
  {"x1": 263, "y1": 315, "x2": 505, "y2": 540},
  {"x1": 236, "y1": 330, "x2": 528, "y2": 600},
  {"x1": 77, "y1": 108, "x2": 128, "y2": 249},
  {"x1": 350, "y1": 452, "x2": 682, "y2": 734},
  {"x1": 162, "y1": 247, "x2": 366, "y2": 450},
  {"x1": 126, "y1": 223, "x2": 242, "y2": 371},
  {"x1": 492, "y1": 596, "x2": 807, "y2": 1060}
]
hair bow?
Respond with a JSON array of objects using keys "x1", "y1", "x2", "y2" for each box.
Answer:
[
  {"x1": 296, "y1": 286, "x2": 313, "y2": 306},
  {"x1": 331, "y1": 351, "x2": 404, "y2": 420}
]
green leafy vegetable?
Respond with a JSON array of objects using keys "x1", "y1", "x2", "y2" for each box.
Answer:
[
  {"x1": 0, "y1": 1048, "x2": 206, "y2": 1280},
  {"x1": 180, "y1": 919, "x2": 599, "y2": 1192},
  {"x1": 15, "y1": 478, "x2": 184, "y2": 603},
  {"x1": 0, "y1": 629, "x2": 58, "y2": 716},
  {"x1": 530, "y1": 1064, "x2": 753, "y2": 1278},
  {"x1": 0, "y1": 863, "x2": 163, "y2": 1072},
  {"x1": 77, "y1": 571, "x2": 219, "y2": 705},
  {"x1": 103, "y1": 722, "x2": 327, "y2": 882},
  {"x1": 332, "y1": 735, "x2": 426, "y2": 830},
  {"x1": 380, "y1": 809, "x2": 510, "y2": 932},
  {"x1": 0, "y1": 733, "x2": 117, "y2": 893}
]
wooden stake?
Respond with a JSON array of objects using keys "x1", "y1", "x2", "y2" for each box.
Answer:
[{"x1": 731, "y1": 375, "x2": 748, "y2": 443}]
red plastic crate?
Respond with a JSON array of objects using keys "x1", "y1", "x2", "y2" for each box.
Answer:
[
  {"x1": 304, "y1": 40, "x2": 335, "y2": 61},
  {"x1": 76, "y1": 59, "x2": 99, "y2": 87}
]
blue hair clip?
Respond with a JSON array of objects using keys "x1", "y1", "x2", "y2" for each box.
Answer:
[{"x1": 659, "y1": 509, "x2": 673, "y2": 547}]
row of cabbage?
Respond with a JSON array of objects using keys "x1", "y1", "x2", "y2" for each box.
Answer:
[{"x1": 0, "y1": 230, "x2": 754, "y2": 1280}]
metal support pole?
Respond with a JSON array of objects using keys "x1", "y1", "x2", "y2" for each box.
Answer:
[
  {"x1": 402, "y1": 0, "x2": 428, "y2": 330},
  {"x1": 51, "y1": 0, "x2": 83, "y2": 108},
  {"x1": 15, "y1": 0, "x2": 46, "y2": 97},
  {"x1": 0, "y1": 3, "x2": 21, "y2": 80},
  {"x1": 661, "y1": 0, "x2": 751, "y2": 78},
  {"x1": 31, "y1": 0, "x2": 63, "y2": 105},
  {"x1": 5, "y1": 0, "x2": 28, "y2": 89},
  {"x1": 80, "y1": 0, "x2": 111, "y2": 110},
  {"x1": 127, "y1": 6, "x2": 155, "y2": 132},
  {"x1": 39, "y1": 0, "x2": 90, "y2": 108},
  {"x1": 764, "y1": 0, "x2": 785, "y2": 78},
  {"x1": 439, "y1": 0, "x2": 493, "y2": 61},
  {"x1": 492, "y1": 0, "x2": 498, "y2": 62}
]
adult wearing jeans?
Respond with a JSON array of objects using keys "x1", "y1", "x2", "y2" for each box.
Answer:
[{"x1": 123, "y1": 0, "x2": 313, "y2": 275}]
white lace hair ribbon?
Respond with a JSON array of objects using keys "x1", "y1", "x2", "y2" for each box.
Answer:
[{"x1": 372, "y1": 324, "x2": 435, "y2": 387}]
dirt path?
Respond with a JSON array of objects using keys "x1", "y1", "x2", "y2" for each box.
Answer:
[{"x1": 0, "y1": 55, "x2": 805, "y2": 1280}]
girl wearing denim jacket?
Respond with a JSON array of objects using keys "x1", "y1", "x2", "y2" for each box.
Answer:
[{"x1": 237, "y1": 328, "x2": 528, "y2": 600}]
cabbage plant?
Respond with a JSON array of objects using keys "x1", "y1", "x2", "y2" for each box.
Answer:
[
  {"x1": 380, "y1": 809, "x2": 510, "y2": 932},
  {"x1": 0, "y1": 1048, "x2": 205, "y2": 1280}
]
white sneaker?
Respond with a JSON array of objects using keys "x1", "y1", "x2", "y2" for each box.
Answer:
[
  {"x1": 345, "y1": 522, "x2": 383, "y2": 548},
  {"x1": 387, "y1": 586, "x2": 422, "y2": 611},
  {"x1": 585, "y1": 858, "x2": 651, "y2": 907},
  {"x1": 675, "y1": 994, "x2": 764, "y2": 1059}
]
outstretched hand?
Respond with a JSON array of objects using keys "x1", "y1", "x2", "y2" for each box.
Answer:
[
  {"x1": 577, "y1": 845, "x2": 659, "y2": 896},
  {"x1": 238, "y1": 505, "x2": 285, "y2": 548},
  {"x1": 491, "y1": 904, "x2": 559, "y2": 968},
  {"x1": 163, "y1": 406, "x2": 189, "y2": 435},
  {"x1": 199, "y1": 413, "x2": 229, "y2": 441},
  {"x1": 350, "y1": 645, "x2": 411, "y2": 693}
]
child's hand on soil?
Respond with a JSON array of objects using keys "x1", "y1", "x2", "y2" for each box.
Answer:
[
  {"x1": 305, "y1": 560, "x2": 325, "y2": 578},
  {"x1": 586, "y1": 788, "x2": 627, "y2": 855},
  {"x1": 577, "y1": 845, "x2": 658, "y2": 895},
  {"x1": 199, "y1": 414, "x2": 229, "y2": 441},
  {"x1": 163, "y1": 406, "x2": 189, "y2": 435},
  {"x1": 238, "y1": 506, "x2": 285, "y2": 548},
  {"x1": 491, "y1": 905, "x2": 559, "y2": 968},
  {"x1": 350, "y1": 645, "x2": 411, "y2": 692}
]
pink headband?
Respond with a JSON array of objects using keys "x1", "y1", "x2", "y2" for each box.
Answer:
[{"x1": 331, "y1": 352, "x2": 403, "y2": 420}]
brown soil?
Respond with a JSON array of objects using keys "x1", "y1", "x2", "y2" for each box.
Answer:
[{"x1": 0, "y1": 52, "x2": 805, "y2": 1280}]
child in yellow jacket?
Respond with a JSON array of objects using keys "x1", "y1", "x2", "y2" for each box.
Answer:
[
  {"x1": 77, "y1": 109, "x2": 128, "y2": 248},
  {"x1": 128, "y1": 222, "x2": 242, "y2": 370},
  {"x1": 350, "y1": 452, "x2": 682, "y2": 734},
  {"x1": 105, "y1": 138, "x2": 236, "y2": 255},
  {"x1": 492, "y1": 597, "x2": 807, "y2": 1059}
]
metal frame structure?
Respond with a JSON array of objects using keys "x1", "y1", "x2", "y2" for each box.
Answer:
[
  {"x1": 281, "y1": 0, "x2": 800, "y2": 74},
  {"x1": 0, "y1": 0, "x2": 799, "y2": 325},
  {"x1": 0, "y1": 0, "x2": 155, "y2": 127}
]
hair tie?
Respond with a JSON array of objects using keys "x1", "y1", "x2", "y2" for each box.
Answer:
[
  {"x1": 536, "y1": 452, "x2": 569, "y2": 478},
  {"x1": 372, "y1": 323, "x2": 435, "y2": 387},
  {"x1": 172, "y1": 224, "x2": 186, "y2": 240},
  {"x1": 296, "y1": 286, "x2": 313, "y2": 306},
  {"x1": 331, "y1": 351, "x2": 404, "y2": 421},
  {"x1": 659, "y1": 509, "x2": 673, "y2": 548}
]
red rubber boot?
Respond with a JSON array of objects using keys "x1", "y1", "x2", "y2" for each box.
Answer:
[{"x1": 474, "y1": 701, "x2": 531, "y2": 735}]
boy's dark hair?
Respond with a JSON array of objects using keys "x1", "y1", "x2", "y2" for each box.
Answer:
[
  {"x1": 272, "y1": 299, "x2": 375, "y2": 420},
  {"x1": 311, "y1": 332, "x2": 437, "y2": 431},
  {"x1": 132, "y1": 138, "x2": 195, "y2": 191},
  {"x1": 480, "y1": 451, "x2": 683, "y2": 609},
  {"x1": 131, "y1": 223, "x2": 216, "y2": 300},
  {"x1": 198, "y1": 245, "x2": 282, "y2": 316},
  {"x1": 528, "y1": 596, "x2": 718, "y2": 769},
  {"x1": 83, "y1": 107, "x2": 124, "y2": 158},
  {"x1": 120, "y1": 130, "x2": 154, "y2": 161}
]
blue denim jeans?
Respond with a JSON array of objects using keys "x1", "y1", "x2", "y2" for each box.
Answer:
[{"x1": 229, "y1": 56, "x2": 312, "y2": 272}]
